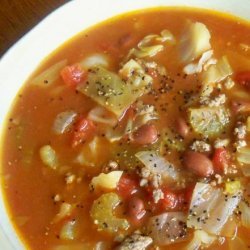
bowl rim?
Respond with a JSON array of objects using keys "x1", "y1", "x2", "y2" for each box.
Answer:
[{"x1": 0, "y1": 0, "x2": 249, "y2": 249}]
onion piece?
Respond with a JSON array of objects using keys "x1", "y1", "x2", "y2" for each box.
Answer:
[
  {"x1": 90, "y1": 171, "x2": 123, "y2": 190},
  {"x1": 80, "y1": 54, "x2": 109, "y2": 68},
  {"x1": 53, "y1": 111, "x2": 77, "y2": 134},
  {"x1": 186, "y1": 230, "x2": 216, "y2": 250},
  {"x1": 147, "y1": 212, "x2": 188, "y2": 245},
  {"x1": 39, "y1": 145, "x2": 58, "y2": 170},
  {"x1": 239, "y1": 201, "x2": 250, "y2": 229},
  {"x1": 135, "y1": 151, "x2": 178, "y2": 181},
  {"x1": 31, "y1": 60, "x2": 67, "y2": 86},
  {"x1": 187, "y1": 183, "x2": 241, "y2": 235},
  {"x1": 88, "y1": 106, "x2": 117, "y2": 126}
]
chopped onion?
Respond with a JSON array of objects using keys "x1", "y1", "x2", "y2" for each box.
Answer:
[
  {"x1": 53, "y1": 111, "x2": 77, "y2": 134},
  {"x1": 186, "y1": 230, "x2": 216, "y2": 250},
  {"x1": 135, "y1": 151, "x2": 178, "y2": 181},
  {"x1": 90, "y1": 171, "x2": 123, "y2": 190},
  {"x1": 53, "y1": 203, "x2": 74, "y2": 223},
  {"x1": 180, "y1": 21, "x2": 211, "y2": 63},
  {"x1": 88, "y1": 106, "x2": 117, "y2": 126},
  {"x1": 60, "y1": 220, "x2": 76, "y2": 240},
  {"x1": 187, "y1": 183, "x2": 241, "y2": 235},
  {"x1": 31, "y1": 60, "x2": 67, "y2": 86},
  {"x1": 147, "y1": 212, "x2": 187, "y2": 245},
  {"x1": 39, "y1": 145, "x2": 58, "y2": 170},
  {"x1": 80, "y1": 54, "x2": 109, "y2": 68}
]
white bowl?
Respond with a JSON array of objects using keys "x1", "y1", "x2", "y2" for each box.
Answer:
[{"x1": 0, "y1": 0, "x2": 249, "y2": 249}]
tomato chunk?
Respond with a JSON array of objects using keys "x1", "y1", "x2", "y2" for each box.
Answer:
[
  {"x1": 212, "y1": 148, "x2": 230, "y2": 173},
  {"x1": 235, "y1": 71, "x2": 250, "y2": 89},
  {"x1": 72, "y1": 117, "x2": 96, "y2": 147},
  {"x1": 61, "y1": 64, "x2": 87, "y2": 87},
  {"x1": 160, "y1": 187, "x2": 178, "y2": 210},
  {"x1": 117, "y1": 174, "x2": 138, "y2": 199}
]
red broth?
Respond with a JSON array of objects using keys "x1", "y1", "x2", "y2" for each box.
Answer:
[{"x1": 1, "y1": 7, "x2": 250, "y2": 250}]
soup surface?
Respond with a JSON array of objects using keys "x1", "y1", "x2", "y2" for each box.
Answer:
[{"x1": 1, "y1": 7, "x2": 250, "y2": 250}]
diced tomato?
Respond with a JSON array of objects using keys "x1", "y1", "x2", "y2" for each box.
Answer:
[
  {"x1": 61, "y1": 64, "x2": 87, "y2": 87},
  {"x1": 212, "y1": 148, "x2": 230, "y2": 173},
  {"x1": 72, "y1": 117, "x2": 96, "y2": 147},
  {"x1": 117, "y1": 174, "x2": 139, "y2": 199},
  {"x1": 160, "y1": 187, "x2": 178, "y2": 210},
  {"x1": 235, "y1": 71, "x2": 250, "y2": 89}
]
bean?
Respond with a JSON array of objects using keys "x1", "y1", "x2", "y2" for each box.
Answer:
[
  {"x1": 128, "y1": 196, "x2": 146, "y2": 221},
  {"x1": 132, "y1": 124, "x2": 158, "y2": 145},
  {"x1": 175, "y1": 117, "x2": 189, "y2": 137},
  {"x1": 183, "y1": 151, "x2": 214, "y2": 177}
]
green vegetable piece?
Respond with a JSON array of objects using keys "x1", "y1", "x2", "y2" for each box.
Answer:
[
  {"x1": 90, "y1": 192, "x2": 129, "y2": 233},
  {"x1": 77, "y1": 66, "x2": 152, "y2": 117},
  {"x1": 39, "y1": 145, "x2": 58, "y2": 170},
  {"x1": 160, "y1": 128, "x2": 185, "y2": 152},
  {"x1": 189, "y1": 106, "x2": 229, "y2": 138}
]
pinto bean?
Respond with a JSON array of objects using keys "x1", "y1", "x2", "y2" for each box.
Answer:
[
  {"x1": 128, "y1": 196, "x2": 146, "y2": 221},
  {"x1": 175, "y1": 117, "x2": 189, "y2": 137},
  {"x1": 183, "y1": 151, "x2": 214, "y2": 177},
  {"x1": 132, "y1": 124, "x2": 158, "y2": 145}
]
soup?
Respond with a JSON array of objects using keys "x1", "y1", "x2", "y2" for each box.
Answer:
[{"x1": 1, "y1": 7, "x2": 250, "y2": 250}]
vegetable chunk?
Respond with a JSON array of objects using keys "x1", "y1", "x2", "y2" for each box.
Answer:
[
  {"x1": 90, "y1": 192, "x2": 129, "y2": 233},
  {"x1": 77, "y1": 65, "x2": 152, "y2": 117},
  {"x1": 189, "y1": 106, "x2": 229, "y2": 138}
]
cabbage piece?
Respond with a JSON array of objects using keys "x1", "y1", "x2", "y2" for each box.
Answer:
[
  {"x1": 31, "y1": 60, "x2": 67, "y2": 86},
  {"x1": 77, "y1": 65, "x2": 152, "y2": 117},
  {"x1": 187, "y1": 183, "x2": 241, "y2": 235},
  {"x1": 90, "y1": 171, "x2": 123, "y2": 190},
  {"x1": 88, "y1": 106, "x2": 117, "y2": 126},
  {"x1": 39, "y1": 145, "x2": 58, "y2": 170},
  {"x1": 128, "y1": 29, "x2": 175, "y2": 59},
  {"x1": 180, "y1": 21, "x2": 211, "y2": 63},
  {"x1": 189, "y1": 106, "x2": 229, "y2": 138},
  {"x1": 53, "y1": 111, "x2": 77, "y2": 134},
  {"x1": 60, "y1": 220, "x2": 77, "y2": 240},
  {"x1": 186, "y1": 230, "x2": 216, "y2": 250},
  {"x1": 90, "y1": 192, "x2": 129, "y2": 233},
  {"x1": 80, "y1": 54, "x2": 109, "y2": 68},
  {"x1": 237, "y1": 147, "x2": 250, "y2": 165},
  {"x1": 135, "y1": 151, "x2": 178, "y2": 181},
  {"x1": 183, "y1": 50, "x2": 213, "y2": 75},
  {"x1": 202, "y1": 56, "x2": 233, "y2": 85},
  {"x1": 147, "y1": 212, "x2": 187, "y2": 245}
]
